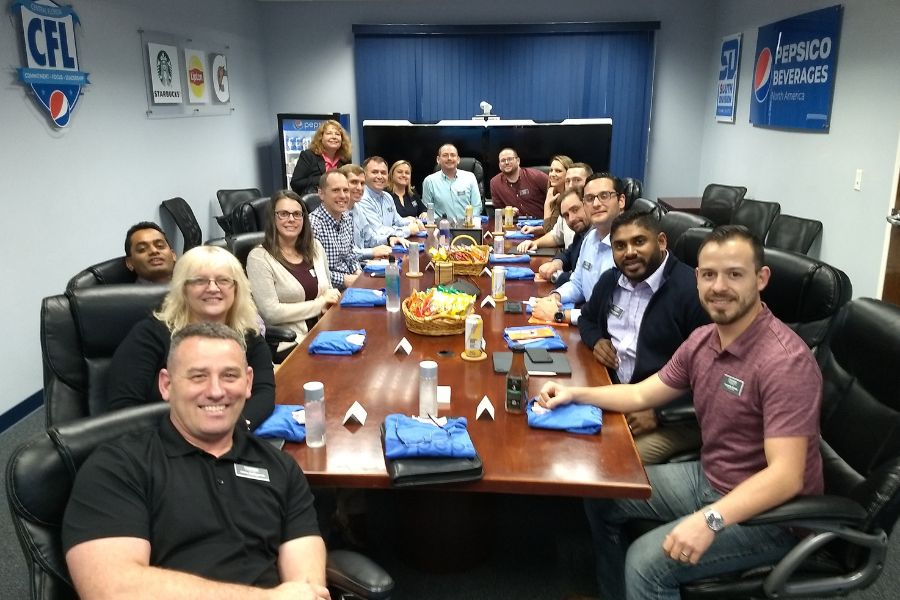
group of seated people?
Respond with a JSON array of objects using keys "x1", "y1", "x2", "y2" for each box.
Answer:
[{"x1": 62, "y1": 119, "x2": 825, "y2": 599}]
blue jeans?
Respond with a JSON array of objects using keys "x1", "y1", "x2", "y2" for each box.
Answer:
[{"x1": 585, "y1": 461, "x2": 797, "y2": 600}]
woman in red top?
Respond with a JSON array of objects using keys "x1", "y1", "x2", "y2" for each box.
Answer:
[{"x1": 289, "y1": 120, "x2": 351, "y2": 195}]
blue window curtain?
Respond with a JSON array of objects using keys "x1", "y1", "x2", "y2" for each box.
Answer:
[{"x1": 353, "y1": 23, "x2": 657, "y2": 180}]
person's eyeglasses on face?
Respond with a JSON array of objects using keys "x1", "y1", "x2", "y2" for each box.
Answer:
[
  {"x1": 274, "y1": 210, "x2": 304, "y2": 221},
  {"x1": 583, "y1": 191, "x2": 619, "y2": 203},
  {"x1": 185, "y1": 277, "x2": 236, "y2": 289}
]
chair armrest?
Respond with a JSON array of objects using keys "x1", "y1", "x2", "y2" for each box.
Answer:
[
  {"x1": 744, "y1": 495, "x2": 867, "y2": 528},
  {"x1": 326, "y1": 549, "x2": 394, "y2": 600},
  {"x1": 265, "y1": 325, "x2": 297, "y2": 344},
  {"x1": 656, "y1": 396, "x2": 696, "y2": 425}
]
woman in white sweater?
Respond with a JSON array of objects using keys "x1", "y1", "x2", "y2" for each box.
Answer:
[{"x1": 247, "y1": 190, "x2": 340, "y2": 349}]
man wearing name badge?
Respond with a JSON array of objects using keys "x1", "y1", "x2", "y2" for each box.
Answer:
[
  {"x1": 539, "y1": 225, "x2": 823, "y2": 600},
  {"x1": 63, "y1": 322, "x2": 330, "y2": 600},
  {"x1": 518, "y1": 163, "x2": 593, "y2": 248},
  {"x1": 535, "y1": 188, "x2": 590, "y2": 286},
  {"x1": 489, "y1": 147, "x2": 549, "y2": 219},
  {"x1": 532, "y1": 172, "x2": 625, "y2": 325},
  {"x1": 339, "y1": 164, "x2": 396, "y2": 261},
  {"x1": 310, "y1": 170, "x2": 361, "y2": 290},
  {"x1": 124, "y1": 221, "x2": 177, "y2": 284},
  {"x1": 421, "y1": 143, "x2": 481, "y2": 222},
  {"x1": 578, "y1": 209, "x2": 709, "y2": 464},
  {"x1": 357, "y1": 156, "x2": 420, "y2": 243}
]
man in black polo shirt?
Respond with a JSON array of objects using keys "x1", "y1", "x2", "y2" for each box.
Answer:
[{"x1": 63, "y1": 322, "x2": 329, "y2": 599}]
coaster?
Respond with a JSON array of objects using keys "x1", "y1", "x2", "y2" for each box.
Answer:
[
  {"x1": 460, "y1": 350, "x2": 488, "y2": 362},
  {"x1": 491, "y1": 295, "x2": 507, "y2": 302},
  {"x1": 407, "y1": 271, "x2": 423, "y2": 278}
]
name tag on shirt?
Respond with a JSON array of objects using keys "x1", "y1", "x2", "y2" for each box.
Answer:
[
  {"x1": 518, "y1": 189, "x2": 530, "y2": 197},
  {"x1": 720, "y1": 374, "x2": 744, "y2": 396},
  {"x1": 582, "y1": 260, "x2": 593, "y2": 272},
  {"x1": 608, "y1": 304, "x2": 624, "y2": 318},
  {"x1": 456, "y1": 190, "x2": 467, "y2": 197},
  {"x1": 234, "y1": 464, "x2": 270, "y2": 482}
]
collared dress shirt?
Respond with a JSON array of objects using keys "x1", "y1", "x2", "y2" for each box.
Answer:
[
  {"x1": 309, "y1": 205, "x2": 360, "y2": 289},
  {"x1": 358, "y1": 186, "x2": 410, "y2": 242},
  {"x1": 421, "y1": 169, "x2": 481, "y2": 222},
  {"x1": 349, "y1": 205, "x2": 378, "y2": 260},
  {"x1": 606, "y1": 253, "x2": 670, "y2": 383},
  {"x1": 555, "y1": 228, "x2": 614, "y2": 324}
]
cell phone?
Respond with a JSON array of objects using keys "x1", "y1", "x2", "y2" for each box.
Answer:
[
  {"x1": 504, "y1": 301, "x2": 523, "y2": 314},
  {"x1": 526, "y1": 347, "x2": 552, "y2": 363}
]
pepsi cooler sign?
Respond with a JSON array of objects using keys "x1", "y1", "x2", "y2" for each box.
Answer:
[
  {"x1": 11, "y1": 0, "x2": 90, "y2": 127},
  {"x1": 750, "y1": 5, "x2": 842, "y2": 131}
]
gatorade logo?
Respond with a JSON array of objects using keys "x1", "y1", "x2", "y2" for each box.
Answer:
[{"x1": 753, "y1": 47, "x2": 773, "y2": 103}]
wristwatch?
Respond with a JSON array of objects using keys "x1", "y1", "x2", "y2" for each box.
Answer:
[
  {"x1": 704, "y1": 509, "x2": 725, "y2": 533},
  {"x1": 553, "y1": 310, "x2": 565, "y2": 323}
]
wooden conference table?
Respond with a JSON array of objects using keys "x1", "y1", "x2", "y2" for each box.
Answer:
[{"x1": 275, "y1": 233, "x2": 650, "y2": 501}]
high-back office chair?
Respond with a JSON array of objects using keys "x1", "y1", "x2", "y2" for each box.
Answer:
[
  {"x1": 6, "y1": 404, "x2": 395, "y2": 600},
  {"x1": 699, "y1": 183, "x2": 747, "y2": 226},
  {"x1": 731, "y1": 198, "x2": 781, "y2": 241},
  {"x1": 230, "y1": 196, "x2": 272, "y2": 234},
  {"x1": 681, "y1": 298, "x2": 900, "y2": 599},
  {"x1": 766, "y1": 214, "x2": 824, "y2": 255},
  {"x1": 228, "y1": 231, "x2": 265, "y2": 268},
  {"x1": 433, "y1": 157, "x2": 485, "y2": 212},
  {"x1": 302, "y1": 193, "x2": 322, "y2": 213},
  {"x1": 659, "y1": 211, "x2": 714, "y2": 250},
  {"x1": 630, "y1": 197, "x2": 666, "y2": 221},
  {"x1": 216, "y1": 187, "x2": 263, "y2": 235},
  {"x1": 621, "y1": 177, "x2": 643, "y2": 209},
  {"x1": 65, "y1": 256, "x2": 136, "y2": 292},
  {"x1": 41, "y1": 285, "x2": 168, "y2": 426},
  {"x1": 670, "y1": 226, "x2": 713, "y2": 269},
  {"x1": 160, "y1": 197, "x2": 203, "y2": 252}
]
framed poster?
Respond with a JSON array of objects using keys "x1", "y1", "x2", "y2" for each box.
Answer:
[
  {"x1": 147, "y1": 42, "x2": 183, "y2": 104},
  {"x1": 184, "y1": 48, "x2": 209, "y2": 104},
  {"x1": 716, "y1": 33, "x2": 741, "y2": 123}
]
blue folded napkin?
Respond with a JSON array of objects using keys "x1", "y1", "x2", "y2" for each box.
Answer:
[
  {"x1": 254, "y1": 405, "x2": 306, "y2": 442},
  {"x1": 340, "y1": 288, "x2": 386, "y2": 307},
  {"x1": 489, "y1": 254, "x2": 531, "y2": 264},
  {"x1": 480, "y1": 215, "x2": 490, "y2": 224},
  {"x1": 526, "y1": 399, "x2": 602, "y2": 435},
  {"x1": 517, "y1": 218, "x2": 543, "y2": 227},
  {"x1": 503, "y1": 326, "x2": 568, "y2": 351},
  {"x1": 504, "y1": 230, "x2": 533, "y2": 240},
  {"x1": 502, "y1": 266, "x2": 536, "y2": 280},
  {"x1": 525, "y1": 302, "x2": 574, "y2": 314},
  {"x1": 308, "y1": 329, "x2": 366, "y2": 355},
  {"x1": 415, "y1": 230, "x2": 427, "y2": 237},
  {"x1": 392, "y1": 243, "x2": 425, "y2": 254},
  {"x1": 363, "y1": 259, "x2": 402, "y2": 274},
  {"x1": 383, "y1": 414, "x2": 476, "y2": 459}
]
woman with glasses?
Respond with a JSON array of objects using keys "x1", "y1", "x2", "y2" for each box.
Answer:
[
  {"x1": 107, "y1": 245, "x2": 275, "y2": 430},
  {"x1": 386, "y1": 159, "x2": 425, "y2": 219},
  {"x1": 289, "y1": 120, "x2": 351, "y2": 196},
  {"x1": 247, "y1": 190, "x2": 339, "y2": 350}
]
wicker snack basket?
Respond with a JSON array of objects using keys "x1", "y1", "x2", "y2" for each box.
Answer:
[
  {"x1": 448, "y1": 234, "x2": 489, "y2": 276},
  {"x1": 401, "y1": 297, "x2": 467, "y2": 336}
]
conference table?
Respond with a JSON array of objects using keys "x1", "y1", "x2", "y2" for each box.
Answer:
[{"x1": 275, "y1": 230, "x2": 650, "y2": 501}]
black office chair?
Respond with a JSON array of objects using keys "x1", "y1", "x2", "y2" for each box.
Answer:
[
  {"x1": 731, "y1": 198, "x2": 781, "y2": 241},
  {"x1": 433, "y1": 157, "x2": 485, "y2": 212},
  {"x1": 621, "y1": 177, "x2": 644, "y2": 210},
  {"x1": 6, "y1": 404, "x2": 394, "y2": 600},
  {"x1": 231, "y1": 196, "x2": 272, "y2": 234},
  {"x1": 630, "y1": 197, "x2": 666, "y2": 221},
  {"x1": 65, "y1": 256, "x2": 136, "y2": 292},
  {"x1": 302, "y1": 193, "x2": 322, "y2": 213},
  {"x1": 670, "y1": 226, "x2": 713, "y2": 269},
  {"x1": 699, "y1": 183, "x2": 747, "y2": 226},
  {"x1": 681, "y1": 298, "x2": 900, "y2": 599},
  {"x1": 766, "y1": 214, "x2": 824, "y2": 255},
  {"x1": 659, "y1": 211, "x2": 714, "y2": 251},
  {"x1": 228, "y1": 231, "x2": 266, "y2": 268},
  {"x1": 217, "y1": 188, "x2": 263, "y2": 235},
  {"x1": 160, "y1": 197, "x2": 203, "y2": 253}
]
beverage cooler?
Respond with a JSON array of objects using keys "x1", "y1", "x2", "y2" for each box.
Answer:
[{"x1": 277, "y1": 113, "x2": 351, "y2": 188}]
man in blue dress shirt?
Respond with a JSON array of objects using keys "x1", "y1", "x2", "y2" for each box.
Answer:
[
  {"x1": 421, "y1": 144, "x2": 481, "y2": 222},
  {"x1": 357, "y1": 156, "x2": 419, "y2": 243}
]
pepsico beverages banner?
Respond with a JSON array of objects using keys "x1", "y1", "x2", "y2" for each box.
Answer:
[{"x1": 750, "y1": 5, "x2": 842, "y2": 131}]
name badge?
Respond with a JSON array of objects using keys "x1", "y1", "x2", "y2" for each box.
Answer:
[
  {"x1": 720, "y1": 374, "x2": 744, "y2": 396},
  {"x1": 456, "y1": 190, "x2": 467, "y2": 196},
  {"x1": 608, "y1": 304, "x2": 624, "y2": 318},
  {"x1": 582, "y1": 260, "x2": 593, "y2": 272},
  {"x1": 518, "y1": 189, "x2": 530, "y2": 196},
  {"x1": 234, "y1": 464, "x2": 270, "y2": 482}
]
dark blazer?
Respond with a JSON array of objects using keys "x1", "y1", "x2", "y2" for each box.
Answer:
[
  {"x1": 391, "y1": 191, "x2": 425, "y2": 219},
  {"x1": 552, "y1": 229, "x2": 586, "y2": 286},
  {"x1": 289, "y1": 150, "x2": 348, "y2": 196}
]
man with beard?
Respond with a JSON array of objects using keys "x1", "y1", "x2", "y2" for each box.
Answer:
[
  {"x1": 124, "y1": 222, "x2": 177, "y2": 284},
  {"x1": 535, "y1": 188, "x2": 590, "y2": 286},
  {"x1": 578, "y1": 209, "x2": 709, "y2": 464},
  {"x1": 540, "y1": 225, "x2": 823, "y2": 600},
  {"x1": 489, "y1": 147, "x2": 548, "y2": 218}
]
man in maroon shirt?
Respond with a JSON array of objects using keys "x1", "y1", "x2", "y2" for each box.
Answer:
[
  {"x1": 488, "y1": 147, "x2": 549, "y2": 218},
  {"x1": 540, "y1": 225, "x2": 823, "y2": 600}
]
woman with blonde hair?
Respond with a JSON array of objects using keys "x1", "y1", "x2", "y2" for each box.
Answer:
[
  {"x1": 541, "y1": 154, "x2": 574, "y2": 232},
  {"x1": 290, "y1": 119, "x2": 351, "y2": 195},
  {"x1": 108, "y1": 245, "x2": 275, "y2": 430},
  {"x1": 386, "y1": 159, "x2": 424, "y2": 219}
]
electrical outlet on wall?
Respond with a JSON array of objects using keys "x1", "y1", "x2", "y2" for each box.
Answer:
[{"x1": 854, "y1": 168, "x2": 863, "y2": 191}]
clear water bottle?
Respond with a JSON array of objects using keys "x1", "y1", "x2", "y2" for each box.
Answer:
[
  {"x1": 304, "y1": 381, "x2": 326, "y2": 448},
  {"x1": 438, "y1": 215, "x2": 451, "y2": 247},
  {"x1": 418, "y1": 360, "x2": 438, "y2": 417},
  {"x1": 385, "y1": 256, "x2": 401, "y2": 312}
]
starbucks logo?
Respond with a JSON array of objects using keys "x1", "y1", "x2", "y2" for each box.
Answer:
[{"x1": 156, "y1": 50, "x2": 173, "y2": 86}]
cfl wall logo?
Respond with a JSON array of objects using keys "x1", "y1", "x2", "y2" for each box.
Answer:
[{"x1": 11, "y1": 0, "x2": 90, "y2": 127}]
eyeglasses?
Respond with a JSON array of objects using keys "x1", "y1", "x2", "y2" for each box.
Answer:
[
  {"x1": 185, "y1": 276, "x2": 236, "y2": 289},
  {"x1": 275, "y1": 210, "x2": 304, "y2": 221},
  {"x1": 499, "y1": 156, "x2": 519, "y2": 164},
  {"x1": 584, "y1": 191, "x2": 620, "y2": 203}
]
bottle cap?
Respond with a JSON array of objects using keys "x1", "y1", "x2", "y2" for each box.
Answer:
[
  {"x1": 388, "y1": 255, "x2": 396, "y2": 264},
  {"x1": 510, "y1": 343, "x2": 526, "y2": 353},
  {"x1": 419, "y1": 360, "x2": 438, "y2": 377},
  {"x1": 303, "y1": 381, "x2": 324, "y2": 401}
]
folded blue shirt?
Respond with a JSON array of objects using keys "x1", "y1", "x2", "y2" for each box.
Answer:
[
  {"x1": 363, "y1": 259, "x2": 402, "y2": 274},
  {"x1": 504, "y1": 230, "x2": 533, "y2": 240},
  {"x1": 525, "y1": 302, "x2": 575, "y2": 315},
  {"x1": 308, "y1": 329, "x2": 366, "y2": 355},
  {"x1": 383, "y1": 414, "x2": 476, "y2": 459},
  {"x1": 254, "y1": 405, "x2": 306, "y2": 442},
  {"x1": 503, "y1": 326, "x2": 568, "y2": 351},
  {"x1": 415, "y1": 230, "x2": 427, "y2": 237},
  {"x1": 392, "y1": 243, "x2": 425, "y2": 254},
  {"x1": 501, "y1": 266, "x2": 536, "y2": 280},
  {"x1": 526, "y1": 399, "x2": 602, "y2": 435},
  {"x1": 340, "y1": 288, "x2": 386, "y2": 307},
  {"x1": 517, "y1": 218, "x2": 543, "y2": 227},
  {"x1": 489, "y1": 254, "x2": 531, "y2": 264}
]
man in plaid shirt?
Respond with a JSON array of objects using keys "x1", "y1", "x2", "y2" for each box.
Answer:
[{"x1": 310, "y1": 170, "x2": 361, "y2": 290}]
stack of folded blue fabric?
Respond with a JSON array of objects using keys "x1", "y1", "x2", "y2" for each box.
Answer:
[
  {"x1": 340, "y1": 288, "x2": 386, "y2": 307},
  {"x1": 489, "y1": 254, "x2": 531, "y2": 264},
  {"x1": 255, "y1": 405, "x2": 307, "y2": 442},
  {"x1": 525, "y1": 301, "x2": 575, "y2": 315},
  {"x1": 526, "y1": 399, "x2": 602, "y2": 434},
  {"x1": 363, "y1": 259, "x2": 402, "y2": 274},
  {"x1": 501, "y1": 266, "x2": 536, "y2": 280},
  {"x1": 502, "y1": 325, "x2": 567, "y2": 350},
  {"x1": 308, "y1": 329, "x2": 366, "y2": 355},
  {"x1": 392, "y1": 243, "x2": 425, "y2": 254},
  {"x1": 504, "y1": 230, "x2": 533, "y2": 240},
  {"x1": 383, "y1": 414, "x2": 476, "y2": 459},
  {"x1": 517, "y1": 218, "x2": 543, "y2": 227}
]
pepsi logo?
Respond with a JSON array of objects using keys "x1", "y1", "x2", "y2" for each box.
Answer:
[
  {"x1": 754, "y1": 47, "x2": 773, "y2": 103},
  {"x1": 49, "y1": 89, "x2": 70, "y2": 125}
]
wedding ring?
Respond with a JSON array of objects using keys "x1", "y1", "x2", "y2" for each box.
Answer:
[{"x1": 680, "y1": 552, "x2": 689, "y2": 557}]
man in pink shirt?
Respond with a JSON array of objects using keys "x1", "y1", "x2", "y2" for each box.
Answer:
[{"x1": 540, "y1": 225, "x2": 823, "y2": 600}]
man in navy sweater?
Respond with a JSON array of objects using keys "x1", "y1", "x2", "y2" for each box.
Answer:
[{"x1": 579, "y1": 209, "x2": 709, "y2": 463}]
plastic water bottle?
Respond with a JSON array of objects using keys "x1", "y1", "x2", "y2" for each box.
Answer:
[
  {"x1": 438, "y1": 215, "x2": 451, "y2": 247},
  {"x1": 385, "y1": 256, "x2": 401, "y2": 312},
  {"x1": 304, "y1": 381, "x2": 326, "y2": 448},
  {"x1": 418, "y1": 360, "x2": 438, "y2": 417}
]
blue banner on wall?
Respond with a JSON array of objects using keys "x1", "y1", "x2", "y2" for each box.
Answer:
[{"x1": 749, "y1": 5, "x2": 842, "y2": 131}]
